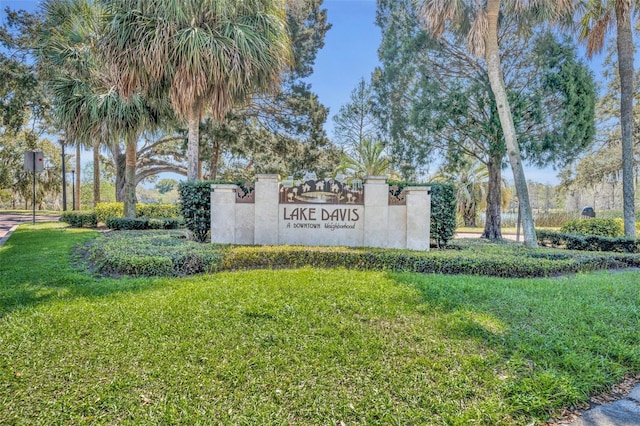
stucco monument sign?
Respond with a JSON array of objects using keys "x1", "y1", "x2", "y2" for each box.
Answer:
[{"x1": 211, "y1": 174, "x2": 431, "y2": 250}]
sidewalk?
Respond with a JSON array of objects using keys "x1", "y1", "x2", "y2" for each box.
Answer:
[{"x1": 563, "y1": 384, "x2": 640, "y2": 426}]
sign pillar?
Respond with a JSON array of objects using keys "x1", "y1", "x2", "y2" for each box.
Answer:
[
  {"x1": 254, "y1": 174, "x2": 280, "y2": 245},
  {"x1": 405, "y1": 186, "x2": 431, "y2": 250},
  {"x1": 211, "y1": 184, "x2": 238, "y2": 244},
  {"x1": 363, "y1": 176, "x2": 389, "y2": 247}
]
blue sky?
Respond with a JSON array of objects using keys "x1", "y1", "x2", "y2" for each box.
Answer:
[{"x1": 1, "y1": 0, "x2": 611, "y2": 184}]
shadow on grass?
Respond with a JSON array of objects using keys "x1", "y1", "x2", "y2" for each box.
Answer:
[
  {"x1": 388, "y1": 270, "x2": 640, "y2": 418},
  {"x1": 0, "y1": 225, "x2": 166, "y2": 318}
]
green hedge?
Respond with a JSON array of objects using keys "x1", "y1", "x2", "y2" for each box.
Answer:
[
  {"x1": 390, "y1": 181, "x2": 457, "y2": 247},
  {"x1": 537, "y1": 229, "x2": 639, "y2": 253},
  {"x1": 84, "y1": 232, "x2": 640, "y2": 278},
  {"x1": 178, "y1": 181, "x2": 213, "y2": 243},
  {"x1": 560, "y1": 218, "x2": 623, "y2": 238},
  {"x1": 59, "y1": 211, "x2": 98, "y2": 228},
  {"x1": 95, "y1": 202, "x2": 181, "y2": 223},
  {"x1": 86, "y1": 231, "x2": 224, "y2": 276},
  {"x1": 177, "y1": 180, "x2": 249, "y2": 243},
  {"x1": 105, "y1": 217, "x2": 182, "y2": 231}
]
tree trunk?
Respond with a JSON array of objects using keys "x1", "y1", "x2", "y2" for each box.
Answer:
[
  {"x1": 482, "y1": 155, "x2": 503, "y2": 240},
  {"x1": 187, "y1": 101, "x2": 202, "y2": 181},
  {"x1": 123, "y1": 134, "x2": 137, "y2": 218},
  {"x1": 93, "y1": 139, "x2": 101, "y2": 207},
  {"x1": 75, "y1": 143, "x2": 81, "y2": 210},
  {"x1": 616, "y1": 3, "x2": 636, "y2": 238},
  {"x1": 484, "y1": 0, "x2": 537, "y2": 247},
  {"x1": 115, "y1": 152, "x2": 126, "y2": 202},
  {"x1": 463, "y1": 203, "x2": 477, "y2": 227},
  {"x1": 210, "y1": 137, "x2": 221, "y2": 181}
]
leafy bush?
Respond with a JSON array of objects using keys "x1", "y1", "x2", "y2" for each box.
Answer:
[
  {"x1": 138, "y1": 203, "x2": 181, "y2": 219},
  {"x1": 84, "y1": 232, "x2": 640, "y2": 278},
  {"x1": 560, "y1": 218, "x2": 624, "y2": 238},
  {"x1": 537, "y1": 229, "x2": 639, "y2": 253},
  {"x1": 86, "y1": 230, "x2": 224, "y2": 276},
  {"x1": 59, "y1": 211, "x2": 98, "y2": 228},
  {"x1": 429, "y1": 183, "x2": 457, "y2": 246},
  {"x1": 105, "y1": 217, "x2": 149, "y2": 230},
  {"x1": 95, "y1": 202, "x2": 182, "y2": 223},
  {"x1": 94, "y1": 203, "x2": 124, "y2": 223},
  {"x1": 148, "y1": 218, "x2": 183, "y2": 230},
  {"x1": 178, "y1": 181, "x2": 213, "y2": 243},
  {"x1": 389, "y1": 181, "x2": 457, "y2": 247}
]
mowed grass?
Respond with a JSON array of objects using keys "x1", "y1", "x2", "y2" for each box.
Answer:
[{"x1": 1, "y1": 224, "x2": 639, "y2": 425}]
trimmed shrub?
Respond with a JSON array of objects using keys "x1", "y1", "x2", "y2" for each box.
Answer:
[
  {"x1": 105, "y1": 217, "x2": 149, "y2": 230},
  {"x1": 178, "y1": 181, "x2": 213, "y2": 243},
  {"x1": 537, "y1": 229, "x2": 639, "y2": 253},
  {"x1": 60, "y1": 211, "x2": 98, "y2": 228},
  {"x1": 148, "y1": 218, "x2": 183, "y2": 230},
  {"x1": 86, "y1": 230, "x2": 224, "y2": 277},
  {"x1": 95, "y1": 202, "x2": 181, "y2": 223},
  {"x1": 85, "y1": 231, "x2": 640, "y2": 278},
  {"x1": 95, "y1": 202, "x2": 124, "y2": 223},
  {"x1": 138, "y1": 203, "x2": 181, "y2": 219},
  {"x1": 430, "y1": 183, "x2": 457, "y2": 246},
  {"x1": 560, "y1": 218, "x2": 623, "y2": 238}
]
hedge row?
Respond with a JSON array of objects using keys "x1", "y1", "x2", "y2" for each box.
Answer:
[
  {"x1": 95, "y1": 202, "x2": 181, "y2": 223},
  {"x1": 59, "y1": 211, "x2": 98, "y2": 228},
  {"x1": 105, "y1": 217, "x2": 183, "y2": 231},
  {"x1": 560, "y1": 218, "x2": 623, "y2": 238},
  {"x1": 537, "y1": 229, "x2": 639, "y2": 253},
  {"x1": 84, "y1": 231, "x2": 640, "y2": 278},
  {"x1": 86, "y1": 231, "x2": 223, "y2": 277}
]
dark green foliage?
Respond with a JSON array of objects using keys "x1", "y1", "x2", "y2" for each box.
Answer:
[
  {"x1": 429, "y1": 183, "x2": 457, "y2": 246},
  {"x1": 105, "y1": 217, "x2": 182, "y2": 231},
  {"x1": 85, "y1": 232, "x2": 640, "y2": 278},
  {"x1": 178, "y1": 181, "x2": 213, "y2": 243},
  {"x1": 537, "y1": 229, "x2": 639, "y2": 253},
  {"x1": 86, "y1": 231, "x2": 224, "y2": 276},
  {"x1": 560, "y1": 219, "x2": 623, "y2": 238},
  {"x1": 59, "y1": 211, "x2": 98, "y2": 228},
  {"x1": 105, "y1": 217, "x2": 149, "y2": 230},
  {"x1": 137, "y1": 203, "x2": 181, "y2": 219},
  {"x1": 390, "y1": 181, "x2": 457, "y2": 246},
  {"x1": 147, "y1": 218, "x2": 183, "y2": 230},
  {"x1": 94, "y1": 202, "x2": 182, "y2": 223}
]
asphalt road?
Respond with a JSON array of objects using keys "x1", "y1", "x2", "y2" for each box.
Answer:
[{"x1": 0, "y1": 213, "x2": 60, "y2": 246}]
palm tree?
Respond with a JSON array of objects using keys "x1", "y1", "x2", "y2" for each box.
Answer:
[
  {"x1": 575, "y1": 0, "x2": 638, "y2": 238},
  {"x1": 434, "y1": 161, "x2": 488, "y2": 227},
  {"x1": 101, "y1": 0, "x2": 292, "y2": 181},
  {"x1": 39, "y1": 0, "x2": 105, "y2": 209},
  {"x1": 337, "y1": 139, "x2": 397, "y2": 180},
  {"x1": 40, "y1": 0, "x2": 168, "y2": 218},
  {"x1": 415, "y1": 0, "x2": 574, "y2": 247}
]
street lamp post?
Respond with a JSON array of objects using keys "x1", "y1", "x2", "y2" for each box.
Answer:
[
  {"x1": 60, "y1": 137, "x2": 67, "y2": 211},
  {"x1": 71, "y1": 168, "x2": 76, "y2": 211}
]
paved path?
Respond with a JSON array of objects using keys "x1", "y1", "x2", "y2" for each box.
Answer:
[
  {"x1": 566, "y1": 385, "x2": 640, "y2": 425},
  {"x1": 0, "y1": 213, "x2": 60, "y2": 247}
]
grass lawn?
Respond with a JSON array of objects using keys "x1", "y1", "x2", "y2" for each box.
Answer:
[{"x1": 1, "y1": 224, "x2": 639, "y2": 425}]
